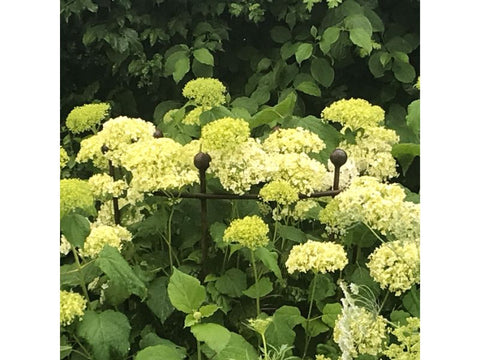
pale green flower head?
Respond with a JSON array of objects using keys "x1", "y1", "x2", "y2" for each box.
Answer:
[
  {"x1": 81, "y1": 224, "x2": 132, "y2": 258},
  {"x1": 66, "y1": 102, "x2": 110, "y2": 134},
  {"x1": 247, "y1": 316, "x2": 273, "y2": 336},
  {"x1": 60, "y1": 178, "x2": 95, "y2": 218},
  {"x1": 383, "y1": 317, "x2": 420, "y2": 360},
  {"x1": 201, "y1": 117, "x2": 250, "y2": 151},
  {"x1": 321, "y1": 98, "x2": 385, "y2": 131},
  {"x1": 259, "y1": 180, "x2": 299, "y2": 205},
  {"x1": 223, "y1": 215, "x2": 269, "y2": 250},
  {"x1": 60, "y1": 290, "x2": 87, "y2": 326},
  {"x1": 60, "y1": 147, "x2": 69, "y2": 169},
  {"x1": 182, "y1": 77, "x2": 227, "y2": 107},
  {"x1": 262, "y1": 127, "x2": 326, "y2": 154}
]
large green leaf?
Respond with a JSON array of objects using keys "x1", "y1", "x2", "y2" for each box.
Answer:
[
  {"x1": 146, "y1": 277, "x2": 175, "y2": 324},
  {"x1": 321, "y1": 303, "x2": 342, "y2": 328},
  {"x1": 343, "y1": 222, "x2": 378, "y2": 248},
  {"x1": 295, "y1": 43, "x2": 313, "y2": 64},
  {"x1": 312, "y1": 273, "x2": 336, "y2": 303},
  {"x1": 344, "y1": 14, "x2": 372, "y2": 36},
  {"x1": 60, "y1": 213, "x2": 91, "y2": 248},
  {"x1": 319, "y1": 27, "x2": 340, "y2": 54},
  {"x1": 349, "y1": 28, "x2": 372, "y2": 53},
  {"x1": 60, "y1": 262, "x2": 101, "y2": 288},
  {"x1": 77, "y1": 310, "x2": 131, "y2": 360},
  {"x1": 392, "y1": 143, "x2": 420, "y2": 176},
  {"x1": 191, "y1": 323, "x2": 231, "y2": 353},
  {"x1": 173, "y1": 55, "x2": 190, "y2": 83},
  {"x1": 215, "y1": 268, "x2": 247, "y2": 298},
  {"x1": 406, "y1": 99, "x2": 420, "y2": 138},
  {"x1": 255, "y1": 247, "x2": 283, "y2": 280},
  {"x1": 392, "y1": 58, "x2": 416, "y2": 83},
  {"x1": 231, "y1": 97, "x2": 259, "y2": 115},
  {"x1": 276, "y1": 224, "x2": 307, "y2": 243},
  {"x1": 167, "y1": 268, "x2": 206, "y2": 313},
  {"x1": 250, "y1": 92, "x2": 296, "y2": 129},
  {"x1": 402, "y1": 285, "x2": 420, "y2": 317},
  {"x1": 96, "y1": 245, "x2": 147, "y2": 299},
  {"x1": 295, "y1": 81, "x2": 321, "y2": 97},
  {"x1": 135, "y1": 344, "x2": 185, "y2": 360},
  {"x1": 193, "y1": 48, "x2": 214, "y2": 66},
  {"x1": 271, "y1": 26, "x2": 291, "y2": 43},
  {"x1": 310, "y1": 58, "x2": 334, "y2": 88},
  {"x1": 265, "y1": 306, "x2": 304, "y2": 348},
  {"x1": 242, "y1": 277, "x2": 273, "y2": 298}
]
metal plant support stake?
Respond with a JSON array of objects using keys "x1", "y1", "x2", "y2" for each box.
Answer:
[{"x1": 106, "y1": 145, "x2": 348, "y2": 272}]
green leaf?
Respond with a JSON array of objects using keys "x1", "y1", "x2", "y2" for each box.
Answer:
[
  {"x1": 319, "y1": 27, "x2": 340, "y2": 54},
  {"x1": 277, "y1": 224, "x2": 307, "y2": 243},
  {"x1": 250, "y1": 86, "x2": 271, "y2": 105},
  {"x1": 304, "y1": 318, "x2": 329, "y2": 337},
  {"x1": 60, "y1": 214, "x2": 91, "y2": 248},
  {"x1": 364, "y1": 8, "x2": 384, "y2": 32},
  {"x1": 167, "y1": 268, "x2": 206, "y2": 313},
  {"x1": 321, "y1": 303, "x2": 342, "y2": 328},
  {"x1": 386, "y1": 36, "x2": 413, "y2": 54},
  {"x1": 280, "y1": 41, "x2": 299, "y2": 60},
  {"x1": 392, "y1": 58, "x2": 416, "y2": 83},
  {"x1": 295, "y1": 81, "x2": 321, "y2": 97},
  {"x1": 402, "y1": 285, "x2": 420, "y2": 317},
  {"x1": 250, "y1": 92, "x2": 296, "y2": 129},
  {"x1": 265, "y1": 306, "x2": 304, "y2": 348},
  {"x1": 231, "y1": 97, "x2": 259, "y2": 115},
  {"x1": 210, "y1": 222, "x2": 228, "y2": 248},
  {"x1": 255, "y1": 247, "x2": 283, "y2": 280},
  {"x1": 191, "y1": 323, "x2": 231, "y2": 353},
  {"x1": 146, "y1": 277, "x2": 175, "y2": 324},
  {"x1": 173, "y1": 55, "x2": 190, "y2": 83},
  {"x1": 77, "y1": 310, "x2": 131, "y2": 360},
  {"x1": 215, "y1": 268, "x2": 247, "y2": 297},
  {"x1": 60, "y1": 262, "x2": 101, "y2": 288},
  {"x1": 153, "y1": 100, "x2": 181, "y2": 125},
  {"x1": 135, "y1": 345, "x2": 185, "y2": 360},
  {"x1": 350, "y1": 266, "x2": 381, "y2": 297},
  {"x1": 199, "y1": 106, "x2": 234, "y2": 126},
  {"x1": 193, "y1": 48, "x2": 214, "y2": 66},
  {"x1": 344, "y1": 222, "x2": 378, "y2": 248},
  {"x1": 257, "y1": 57, "x2": 272, "y2": 72},
  {"x1": 271, "y1": 26, "x2": 291, "y2": 43},
  {"x1": 349, "y1": 28, "x2": 372, "y2": 53},
  {"x1": 406, "y1": 99, "x2": 420, "y2": 138},
  {"x1": 310, "y1": 58, "x2": 334, "y2": 88},
  {"x1": 392, "y1": 143, "x2": 420, "y2": 176},
  {"x1": 199, "y1": 304, "x2": 219, "y2": 318},
  {"x1": 312, "y1": 274, "x2": 336, "y2": 303},
  {"x1": 96, "y1": 245, "x2": 147, "y2": 299},
  {"x1": 215, "y1": 332, "x2": 258, "y2": 360},
  {"x1": 344, "y1": 14, "x2": 372, "y2": 36},
  {"x1": 295, "y1": 43, "x2": 313, "y2": 64},
  {"x1": 242, "y1": 277, "x2": 273, "y2": 298},
  {"x1": 390, "y1": 310, "x2": 411, "y2": 326},
  {"x1": 192, "y1": 58, "x2": 213, "y2": 78},
  {"x1": 368, "y1": 51, "x2": 386, "y2": 78}
]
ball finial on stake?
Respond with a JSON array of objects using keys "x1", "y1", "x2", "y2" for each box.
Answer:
[
  {"x1": 194, "y1": 152, "x2": 212, "y2": 171},
  {"x1": 330, "y1": 148, "x2": 348, "y2": 167},
  {"x1": 153, "y1": 129, "x2": 163, "y2": 138}
]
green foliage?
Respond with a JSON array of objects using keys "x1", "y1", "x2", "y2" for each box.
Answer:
[
  {"x1": 167, "y1": 267, "x2": 206, "y2": 313},
  {"x1": 77, "y1": 310, "x2": 131, "y2": 360},
  {"x1": 135, "y1": 345, "x2": 186, "y2": 360},
  {"x1": 265, "y1": 306, "x2": 305, "y2": 349},
  {"x1": 60, "y1": 214, "x2": 91, "y2": 248}
]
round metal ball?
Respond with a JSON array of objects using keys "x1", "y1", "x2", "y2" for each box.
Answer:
[
  {"x1": 194, "y1": 152, "x2": 212, "y2": 171},
  {"x1": 153, "y1": 129, "x2": 163, "y2": 138},
  {"x1": 330, "y1": 148, "x2": 348, "y2": 167},
  {"x1": 101, "y1": 144, "x2": 109, "y2": 154}
]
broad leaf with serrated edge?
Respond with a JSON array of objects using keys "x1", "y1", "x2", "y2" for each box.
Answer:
[{"x1": 167, "y1": 268, "x2": 206, "y2": 313}]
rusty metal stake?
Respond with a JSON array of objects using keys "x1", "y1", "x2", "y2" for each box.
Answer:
[{"x1": 102, "y1": 145, "x2": 121, "y2": 225}]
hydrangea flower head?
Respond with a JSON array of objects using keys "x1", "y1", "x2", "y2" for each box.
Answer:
[
  {"x1": 88, "y1": 173, "x2": 127, "y2": 200},
  {"x1": 66, "y1": 103, "x2": 110, "y2": 134},
  {"x1": 334, "y1": 282, "x2": 387, "y2": 360},
  {"x1": 321, "y1": 98, "x2": 385, "y2": 131},
  {"x1": 383, "y1": 317, "x2": 420, "y2": 360},
  {"x1": 60, "y1": 147, "x2": 69, "y2": 169},
  {"x1": 81, "y1": 224, "x2": 132, "y2": 257},
  {"x1": 315, "y1": 355, "x2": 332, "y2": 360},
  {"x1": 201, "y1": 117, "x2": 250, "y2": 151},
  {"x1": 223, "y1": 215, "x2": 269, "y2": 249},
  {"x1": 182, "y1": 77, "x2": 227, "y2": 107},
  {"x1": 60, "y1": 179, "x2": 95, "y2": 218},
  {"x1": 259, "y1": 180, "x2": 299, "y2": 205},
  {"x1": 367, "y1": 240, "x2": 420, "y2": 295},
  {"x1": 60, "y1": 290, "x2": 87, "y2": 326},
  {"x1": 285, "y1": 240, "x2": 348, "y2": 274},
  {"x1": 262, "y1": 127, "x2": 326, "y2": 154}
]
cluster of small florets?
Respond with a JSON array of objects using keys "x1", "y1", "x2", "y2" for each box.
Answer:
[
  {"x1": 88, "y1": 173, "x2": 127, "y2": 200},
  {"x1": 182, "y1": 77, "x2": 227, "y2": 107},
  {"x1": 292, "y1": 200, "x2": 321, "y2": 221},
  {"x1": 81, "y1": 224, "x2": 132, "y2": 257},
  {"x1": 383, "y1": 317, "x2": 420, "y2": 360},
  {"x1": 333, "y1": 282, "x2": 387, "y2": 360},
  {"x1": 321, "y1": 98, "x2": 385, "y2": 131},
  {"x1": 60, "y1": 235, "x2": 72, "y2": 255},
  {"x1": 259, "y1": 180, "x2": 299, "y2": 205},
  {"x1": 208, "y1": 138, "x2": 276, "y2": 194},
  {"x1": 120, "y1": 137, "x2": 198, "y2": 193},
  {"x1": 76, "y1": 116, "x2": 156, "y2": 168},
  {"x1": 223, "y1": 215, "x2": 269, "y2": 249},
  {"x1": 65, "y1": 102, "x2": 110, "y2": 134},
  {"x1": 315, "y1": 355, "x2": 332, "y2": 360},
  {"x1": 285, "y1": 240, "x2": 348, "y2": 274},
  {"x1": 270, "y1": 153, "x2": 328, "y2": 195},
  {"x1": 201, "y1": 117, "x2": 250, "y2": 151},
  {"x1": 367, "y1": 240, "x2": 420, "y2": 296},
  {"x1": 60, "y1": 179, "x2": 95, "y2": 218},
  {"x1": 319, "y1": 176, "x2": 420, "y2": 241},
  {"x1": 247, "y1": 316, "x2": 273, "y2": 336},
  {"x1": 262, "y1": 127, "x2": 326, "y2": 154},
  {"x1": 60, "y1": 290, "x2": 87, "y2": 326},
  {"x1": 340, "y1": 127, "x2": 399, "y2": 180},
  {"x1": 60, "y1": 147, "x2": 69, "y2": 169}
]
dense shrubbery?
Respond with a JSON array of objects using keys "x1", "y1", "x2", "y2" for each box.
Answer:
[{"x1": 60, "y1": 1, "x2": 420, "y2": 359}]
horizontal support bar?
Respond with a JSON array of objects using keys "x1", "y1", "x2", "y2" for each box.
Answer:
[{"x1": 153, "y1": 189, "x2": 342, "y2": 200}]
